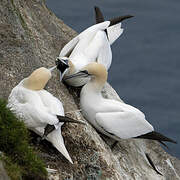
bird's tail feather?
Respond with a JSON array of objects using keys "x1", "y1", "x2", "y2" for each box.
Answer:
[
  {"x1": 47, "y1": 127, "x2": 73, "y2": 164},
  {"x1": 94, "y1": 6, "x2": 133, "y2": 44},
  {"x1": 136, "y1": 131, "x2": 177, "y2": 144},
  {"x1": 33, "y1": 127, "x2": 73, "y2": 164}
]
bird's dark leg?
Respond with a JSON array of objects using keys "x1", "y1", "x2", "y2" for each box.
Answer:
[
  {"x1": 111, "y1": 141, "x2": 119, "y2": 150},
  {"x1": 99, "y1": 132, "x2": 109, "y2": 143},
  {"x1": 41, "y1": 124, "x2": 55, "y2": 140},
  {"x1": 41, "y1": 115, "x2": 85, "y2": 141},
  {"x1": 98, "y1": 131, "x2": 119, "y2": 149}
]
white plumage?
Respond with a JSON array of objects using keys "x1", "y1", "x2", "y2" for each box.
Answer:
[
  {"x1": 65, "y1": 62, "x2": 176, "y2": 144},
  {"x1": 58, "y1": 20, "x2": 124, "y2": 86},
  {"x1": 80, "y1": 82, "x2": 154, "y2": 140},
  {"x1": 7, "y1": 67, "x2": 73, "y2": 163},
  {"x1": 63, "y1": 62, "x2": 177, "y2": 175},
  {"x1": 60, "y1": 21, "x2": 113, "y2": 69}
]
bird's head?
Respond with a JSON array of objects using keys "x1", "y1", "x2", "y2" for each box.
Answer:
[
  {"x1": 55, "y1": 57, "x2": 70, "y2": 81},
  {"x1": 23, "y1": 67, "x2": 56, "y2": 90},
  {"x1": 64, "y1": 62, "x2": 108, "y2": 86}
]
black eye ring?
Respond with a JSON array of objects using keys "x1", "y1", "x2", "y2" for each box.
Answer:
[{"x1": 80, "y1": 70, "x2": 89, "y2": 75}]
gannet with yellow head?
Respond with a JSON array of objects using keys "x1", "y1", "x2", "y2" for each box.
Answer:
[
  {"x1": 8, "y1": 66, "x2": 85, "y2": 164},
  {"x1": 65, "y1": 62, "x2": 177, "y2": 146},
  {"x1": 56, "y1": 6, "x2": 133, "y2": 86},
  {"x1": 65, "y1": 62, "x2": 177, "y2": 174}
]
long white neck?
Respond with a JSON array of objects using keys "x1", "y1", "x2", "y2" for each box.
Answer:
[{"x1": 83, "y1": 73, "x2": 107, "y2": 96}]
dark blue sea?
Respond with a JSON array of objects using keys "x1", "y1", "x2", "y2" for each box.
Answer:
[{"x1": 46, "y1": 0, "x2": 180, "y2": 158}]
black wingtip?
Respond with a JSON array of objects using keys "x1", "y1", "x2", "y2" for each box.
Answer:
[
  {"x1": 111, "y1": 141, "x2": 119, "y2": 150},
  {"x1": 57, "y1": 115, "x2": 86, "y2": 125},
  {"x1": 145, "y1": 153, "x2": 163, "y2": 176},
  {"x1": 158, "y1": 140, "x2": 170, "y2": 150},
  {"x1": 94, "y1": 6, "x2": 104, "y2": 24},
  {"x1": 109, "y1": 15, "x2": 134, "y2": 26},
  {"x1": 135, "y1": 131, "x2": 177, "y2": 144},
  {"x1": 94, "y1": 6, "x2": 98, "y2": 10},
  {"x1": 43, "y1": 124, "x2": 55, "y2": 139},
  {"x1": 155, "y1": 131, "x2": 177, "y2": 144}
]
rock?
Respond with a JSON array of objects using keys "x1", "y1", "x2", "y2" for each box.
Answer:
[
  {"x1": 0, "y1": 161, "x2": 10, "y2": 180},
  {"x1": 0, "y1": 0, "x2": 180, "y2": 179}
]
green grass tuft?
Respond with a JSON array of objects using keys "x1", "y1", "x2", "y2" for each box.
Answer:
[{"x1": 0, "y1": 99, "x2": 47, "y2": 179}]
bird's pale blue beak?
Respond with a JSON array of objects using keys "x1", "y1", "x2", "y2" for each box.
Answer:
[
  {"x1": 64, "y1": 70, "x2": 89, "y2": 81},
  {"x1": 48, "y1": 66, "x2": 57, "y2": 72}
]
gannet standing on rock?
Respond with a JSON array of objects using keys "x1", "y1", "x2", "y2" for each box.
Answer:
[
  {"x1": 64, "y1": 62, "x2": 177, "y2": 172},
  {"x1": 56, "y1": 6, "x2": 133, "y2": 86},
  {"x1": 7, "y1": 66, "x2": 85, "y2": 164},
  {"x1": 64, "y1": 63, "x2": 176, "y2": 144}
]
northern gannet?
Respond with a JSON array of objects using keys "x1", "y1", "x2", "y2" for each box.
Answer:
[
  {"x1": 65, "y1": 62, "x2": 177, "y2": 174},
  {"x1": 7, "y1": 66, "x2": 85, "y2": 163},
  {"x1": 56, "y1": 6, "x2": 133, "y2": 86},
  {"x1": 65, "y1": 62, "x2": 177, "y2": 145}
]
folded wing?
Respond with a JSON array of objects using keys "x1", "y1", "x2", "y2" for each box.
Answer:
[
  {"x1": 37, "y1": 90, "x2": 64, "y2": 116},
  {"x1": 95, "y1": 111, "x2": 154, "y2": 139}
]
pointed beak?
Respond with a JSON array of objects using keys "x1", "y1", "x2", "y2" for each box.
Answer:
[
  {"x1": 48, "y1": 65, "x2": 57, "y2": 72},
  {"x1": 55, "y1": 57, "x2": 69, "y2": 81},
  {"x1": 64, "y1": 70, "x2": 89, "y2": 81},
  {"x1": 59, "y1": 68, "x2": 69, "y2": 82}
]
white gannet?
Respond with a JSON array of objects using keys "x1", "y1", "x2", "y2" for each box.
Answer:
[
  {"x1": 7, "y1": 66, "x2": 85, "y2": 164},
  {"x1": 56, "y1": 6, "x2": 133, "y2": 86},
  {"x1": 65, "y1": 62, "x2": 177, "y2": 174},
  {"x1": 64, "y1": 62, "x2": 177, "y2": 144}
]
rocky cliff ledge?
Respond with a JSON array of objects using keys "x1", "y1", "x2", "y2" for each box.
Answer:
[{"x1": 0, "y1": 0, "x2": 180, "y2": 179}]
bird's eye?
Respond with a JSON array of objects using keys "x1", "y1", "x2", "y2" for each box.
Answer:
[
  {"x1": 80, "y1": 70, "x2": 89, "y2": 75},
  {"x1": 55, "y1": 57, "x2": 60, "y2": 65}
]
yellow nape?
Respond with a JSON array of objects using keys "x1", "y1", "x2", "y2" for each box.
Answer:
[
  {"x1": 68, "y1": 60, "x2": 75, "y2": 75},
  {"x1": 84, "y1": 62, "x2": 108, "y2": 82},
  {"x1": 24, "y1": 67, "x2": 51, "y2": 90}
]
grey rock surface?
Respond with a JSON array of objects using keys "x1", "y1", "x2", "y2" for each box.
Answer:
[
  {"x1": 0, "y1": 161, "x2": 10, "y2": 180},
  {"x1": 0, "y1": 0, "x2": 180, "y2": 179}
]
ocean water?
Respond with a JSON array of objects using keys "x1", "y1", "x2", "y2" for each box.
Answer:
[{"x1": 46, "y1": 0, "x2": 180, "y2": 158}]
